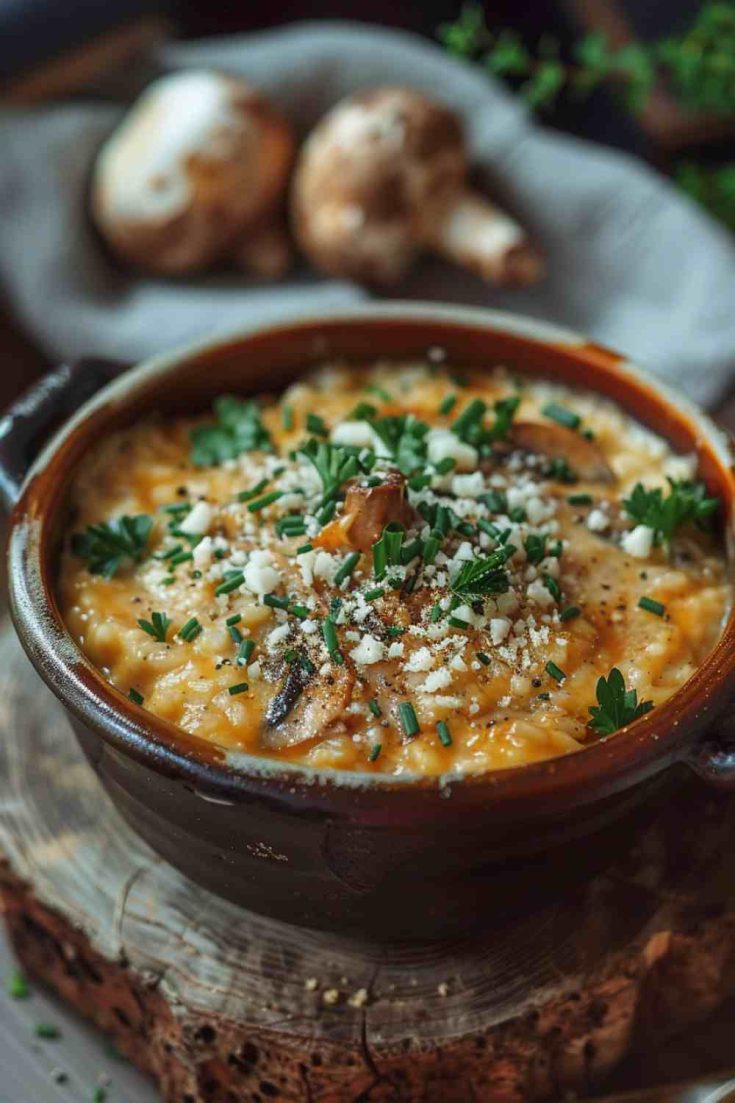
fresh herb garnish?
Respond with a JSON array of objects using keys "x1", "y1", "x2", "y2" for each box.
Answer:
[
  {"x1": 368, "y1": 698, "x2": 382, "y2": 717},
  {"x1": 542, "y1": 402, "x2": 581, "y2": 430},
  {"x1": 450, "y1": 545, "x2": 515, "y2": 598},
  {"x1": 137, "y1": 611, "x2": 171, "y2": 643},
  {"x1": 215, "y1": 572, "x2": 244, "y2": 596},
  {"x1": 638, "y1": 595, "x2": 666, "y2": 616},
  {"x1": 128, "y1": 688, "x2": 144, "y2": 705},
  {"x1": 372, "y1": 523, "x2": 405, "y2": 580},
  {"x1": 560, "y1": 604, "x2": 581, "y2": 622},
  {"x1": 544, "y1": 457, "x2": 578, "y2": 484},
  {"x1": 568, "y1": 492, "x2": 593, "y2": 506},
  {"x1": 437, "y1": 720, "x2": 453, "y2": 747},
  {"x1": 524, "y1": 533, "x2": 551, "y2": 565},
  {"x1": 178, "y1": 617, "x2": 202, "y2": 642},
  {"x1": 248, "y1": 490, "x2": 284, "y2": 513},
  {"x1": 300, "y1": 439, "x2": 361, "y2": 506},
  {"x1": 398, "y1": 701, "x2": 420, "y2": 739},
  {"x1": 190, "y1": 395, "x2": 272, "y2": 466},
  {"x1": 438, "y1": 393, "x2": 458, "y2": 416},
  {"x1": 543, "y1": 574, "x2": 562, "y2": 602},
  {"x1": 368, "y1": 742, "x2": 382, "y2": 762},
  {"x1": 306, "y1": 412, "x2": 328, "y2": 438},
  {"x1": 363, "y1": 412, "x2": 429, "y2": 475},
  {"x1": 588, "y1": 667, "x2": 654, "y2": 735},
  {"x1": 322, "y1": 616, "x2": 344, "y2": 664},
  {"x1": 228, "y1": 682, "x2": 249, "y2": 696},
  {"x1": 545, "y1": 660, "x2": 566, "y2": 682},
  {"x1": 8, "y1": 969, "x2": 30, "y2": 999},
  {"x1": 623, "y1": 479, "x2": 719, "y2": 547},
  {"x1": 71, "y1": 514, "x2": 153, "y2": 578},
  {"x1": 34, "y1": 1023, "x2": 61, "y2": 1040},
  {"x1": 237, "y1": 639, "x2": 255, "y2": 666},
  {"x1": 452, "y1": 395, "x2": 520, "y2": 447}
]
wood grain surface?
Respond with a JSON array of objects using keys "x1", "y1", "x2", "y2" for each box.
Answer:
[{"x1": 2, "y1": 622, "x2": 735, "y2": 1101}]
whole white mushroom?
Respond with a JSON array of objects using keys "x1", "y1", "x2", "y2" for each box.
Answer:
[
  {"x1": 92, "y1": 70, "x2": 294, "y2": 277},
  {"x1": 291, "y1": 87, "x2": 543, "y2": 286}
]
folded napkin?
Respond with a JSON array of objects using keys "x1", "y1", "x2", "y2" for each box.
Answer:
[{"x1": 0, "y1": 21, "x2": 734, "y2": 407}]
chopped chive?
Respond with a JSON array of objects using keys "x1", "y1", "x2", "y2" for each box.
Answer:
[
  {"x1": 214, "y1": 548, "x2": 227, "y2": 559},
  {"x1": 322, "y1": 617, "x2": 343, "y2": 664},
  {"x1": 368, "y1": 698, "x2": 382, "y2": 717},
  {"x1": 457, "y1": 522, "x2": 477, "y2": 538},
  {"x1": 169, "y1": 550, "x2": 193, "y2": 566},
  {"x1": 364, "y1": 587, "x2": 385, "y2": 601},
  {"x1": 422, "y1": 531, "x2": 442, "y2": 565},
  {"x1": 334, "y1": 551, "x2": 361, "y2": 587},
  {"x1": 316, "y1": 499, "x2": 336, "y2": 525},
  {"x1": 350, "y1": 400, "x2": 377, "y2": 420},
  {"x1": 8, "y1": 969, "x2": 30, "y2": 999},
  {"x1": 296, "y1": 543, "x2": 313, "y2": 555},
  {"x1": 34, "y1": 1023, "x2": 61, "y2": 1040},
  {"x1": 638, "y1": 595, "x2": 666, "y2": 616},
  {"x1": 264, "y1": 593, "x2": 289, "y2": 609},
  {"x1": 161, "y1": 576, "x2": 175, "y2": 586},
  {"x1": 226, "y1": 613, "x2": 242, "y2": 626},
  {"x1": 191, "y1": 569, "x2": 202, "y2": 579},
  {"x1": 450, "y1": 372, "x2": 469, "y2": 387},
  {"x1": 93, "y1": 1088, "x2": 108, "y2": 1103},
  {"x1": 276, "y1": 514, "x2": 307, "y2": 537},
  {"x1": 306, "y1": 412, "x2": 328, "y2": 437},
  {"x1": 542, "y1": 402, "x2": 581, "y2": 430},
  {"x1": 215, "y1": 573, "x2": 244, "y2": 596},
  {"x1": 386, "y1": 625, "x2": 404, "y2": 637},
  {"x1": 398, "y1": 701, "x2": 420, "y2": 739},
  {"x1": 448, "y1": 616, "x2": 469, "y2": 629},
  {"x1": 179, "y1": 617, "x2": 202, "y2": 641},
  {"x1": 290, "y1": 604, "x2": 310, "y2": 619},
  {"x1": 228, "y1": 682, "x2": 249, "y2": 696},
  {"x1": 568, "y1": 493, "x2": 593, "y2": 506},
  {"x1": 128, "y1": 688, "x2": 144, "y2": 705},
  {"x1": 237, "y1": 639, "x2": 255, "y2": 666},
  {"x1": 400, "y1": 538, "x2": 423, "y2": 564},
  {"x1": 439, "y1": 393, "x2": 458, "y2": 416},
  {"x1": 543, "y1": 575, "x2": 562, "y2": 602},
  {"x1": 477, "y1": 519, "x2": 499, "y2": 539},
  {"x1": 408, "y1": 473, "x2": 432, "y2": 492},
  {"x1": 237, "y1": 478, "x2": 269, "y2": 502},
  {"x1": 509, "y1": 506, "x2": 527, "y2": 523},
  {"x1": 368, "y1": 743, "x2": 382, "y2": 762},
  {"x1": 430, "y1": 602, "x2": 442, "y2": 623},
  {"x1": 161, "y1": 501, "x2": 190, "y2": 515},
  {"x1": 434, "y1": 456, "x2": 456, "y2": 475},
  {"x1": 560, "y1": 605, "x2": 581, "y2": 622},
  {"x1": 476, "y1": 651, "x2": 491, "y2": 666},
  {"x1": 248, "y1": 489, "x2": 284, "y2": 513},
  {"x1": 282, "y1": 404, "x2": 294, "y2": 431},
  {"x1": 537, "y1": 691, "x2": 551, "y2": 701},
  {"x1": 437, "y1": 720, "x2": 452, "y2": 747},
  {"x1": 154, "y1": 543, "x2": 183, "y2": 560},
  {"x1": 546, "y1": 660, "x2": 566, "y2": 682},
  {"x1": 229, "y1": 625, "x2": 243, "y2": 643}
]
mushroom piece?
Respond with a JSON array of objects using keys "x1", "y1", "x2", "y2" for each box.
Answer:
[
  {"x1": 315, "y1": 472, "x2": 418, "y2": 553},
  {"x1": 508, "y1": 422, "x2": 615, "y2": 483},
  {"x1": 92, "y1": 70, "x2": 294, "y2": 276},
  {"x1": 262, "y1": 660, "x2": 355, "y2": 751},
  {"x1": 291, "y1": 87, "x2": 543, "y2": 286}
]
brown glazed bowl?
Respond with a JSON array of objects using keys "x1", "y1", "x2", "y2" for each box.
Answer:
[{"x1": 3, "y1": 304, "x2": 735, "y2": 942}]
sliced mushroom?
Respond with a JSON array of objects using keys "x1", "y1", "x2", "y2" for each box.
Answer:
[
  {"x1": 508, "y1": 422, "x2": 614, "y2": 483},
  {"x1": 261, "y1": 661, "x2": 355, "y2": 751},
  {"x1": 314, "y1": 472, "x2": 418, "y2": 553}
]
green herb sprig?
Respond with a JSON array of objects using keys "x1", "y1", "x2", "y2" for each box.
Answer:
[
  {"x1": 137, "y1": 611, "x2": 171, "y2": 643},
  {"x1": 190, "y1": 395, "x2": 272, "y2": 466},
  {"x1": 623, "y1": 479, "x2": 719, "y2": 548},
  {"x1": 588, "y1": 667, "x2": 654, "y2": 736},
  {"x1": 300, "y1": 439, "x2": 361, "y2": 507},
  {"x1": 71, "y1": 514, "x2": 153, "y2": 578}
]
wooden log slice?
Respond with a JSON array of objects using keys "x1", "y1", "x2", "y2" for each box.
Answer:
[{"x1": 2, "y1": 622, "x2": 735, "y2": 1101}]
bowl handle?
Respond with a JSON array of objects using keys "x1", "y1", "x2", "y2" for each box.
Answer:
[
  {"x1": 686, "y1": 726, "x2": 735, "y2": 789},
  {"x1": 0, "y1": 358, "x2": 127, "y2": 510}
]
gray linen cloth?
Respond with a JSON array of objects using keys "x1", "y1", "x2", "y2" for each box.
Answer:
[{"x1": 0, "y1": 21, "x2": 734, "y2": 407}]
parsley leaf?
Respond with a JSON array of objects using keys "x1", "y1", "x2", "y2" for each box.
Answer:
[
  {"x1": 190, "y1": 396, "x2": 272, "y2": 466},
  {"x1": 450, "y1": 544, "x2": 515, "y2": 598},
  {"x1": 300, "y1": 439, "x2": 361, "y2": 505},
  {"x1": 588, "y1": 667, "x2": 654, "y2": 736},
  {"x1": 71, "y1": 514, "x2": 153, "y2": 578},
  {"x1": 623, "y1": 478, "x2": 719, "y2": 546}
]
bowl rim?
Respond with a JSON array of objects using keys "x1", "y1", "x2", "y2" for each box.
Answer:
[{"x1": 8, "y1": 301, "x2": 735, "y2": 808}]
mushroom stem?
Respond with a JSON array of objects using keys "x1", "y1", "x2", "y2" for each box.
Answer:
[{"x1": 426, "y1": 191, "x2": 543, "y2": 287}]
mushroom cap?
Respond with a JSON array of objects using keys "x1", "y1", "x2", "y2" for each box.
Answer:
[
  {"x1": 92, "y1": 70, "x2": 294, "y2": 274},
  {"x1": 291, "y1": 87, "x2": 467, "y2": 283}
]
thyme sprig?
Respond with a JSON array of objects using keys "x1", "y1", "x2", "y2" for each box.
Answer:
[
  {"x1": 450, "y1": 544, "x2": 515, "y2": 598},
  {"x1": 623, "y1": 479, "x2": 719, "y2": 547}
]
